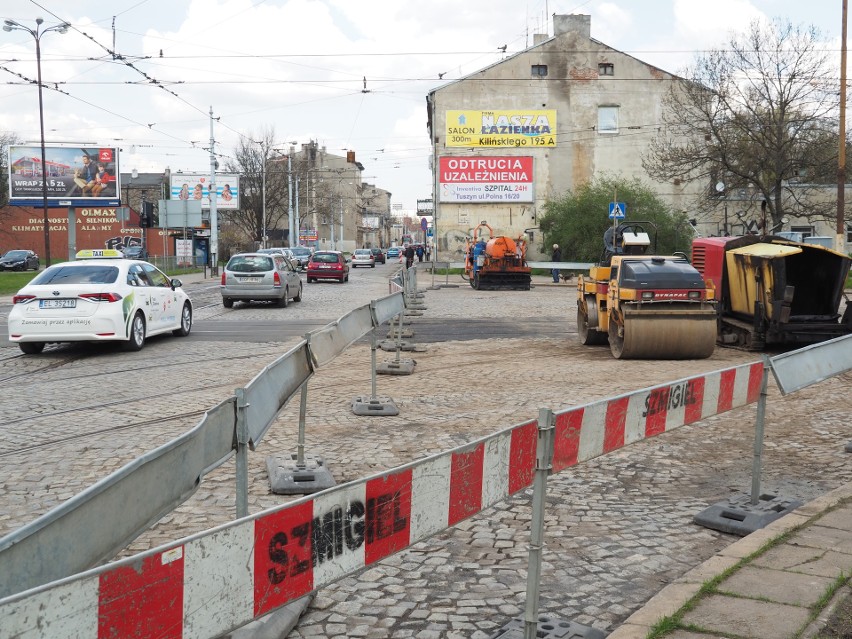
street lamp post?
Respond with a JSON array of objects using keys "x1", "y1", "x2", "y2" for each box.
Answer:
[{"x1": 3, "y1": 18, "x2": 69, "y2": 266}]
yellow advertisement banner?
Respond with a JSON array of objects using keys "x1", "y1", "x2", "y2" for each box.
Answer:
[{"x1": 445, "y1": 110, "x2": 557, "y2": 148}]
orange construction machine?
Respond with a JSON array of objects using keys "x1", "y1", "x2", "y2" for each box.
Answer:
[{"x1": 463, "y1": 222, "x2": 532, "y2": 290}]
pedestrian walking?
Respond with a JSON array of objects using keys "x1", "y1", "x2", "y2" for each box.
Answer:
[
  {"x1": 416, "y1": 245, "x2": 424, "y2": 262},
  {"x1": 405, "y1": 244, "x2": 415, "y2": 269},
  {"x1": 551, "y1": 243, "x2": 562, "y2": 283}
]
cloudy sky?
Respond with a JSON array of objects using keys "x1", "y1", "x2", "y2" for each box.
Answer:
[{"x1": 0, "y1": 0, "x2": 844, "y2": 212}]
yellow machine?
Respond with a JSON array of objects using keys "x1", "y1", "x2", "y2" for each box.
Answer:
[{"x1": 577, "y1": 222, "x2": 717, "y2": 359}]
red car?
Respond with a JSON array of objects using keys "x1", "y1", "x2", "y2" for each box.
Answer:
[{"x1": 306, "y1": 250, "x2": 350, "y2": 283}]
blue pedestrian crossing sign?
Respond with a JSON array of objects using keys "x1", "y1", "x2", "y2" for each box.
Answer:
[{"x1": 609, "y1": 202, "x2": 626, "y2": 219}]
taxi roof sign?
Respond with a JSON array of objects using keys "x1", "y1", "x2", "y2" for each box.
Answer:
[{"x1": 75, "y1": 249, "x2": 124, "y2": 260}]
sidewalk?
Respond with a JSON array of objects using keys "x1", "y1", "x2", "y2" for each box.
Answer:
[{"x1": 609, "y1": 483, "x2": 852, "y2": 639}]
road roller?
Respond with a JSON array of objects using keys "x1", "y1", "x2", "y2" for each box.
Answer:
[
  {"x1": 463, "y1": 222, "x2": 532, "y2": 290},
  {"x1": 577, "y1": 222, "x2": 717, "y2": 359}
]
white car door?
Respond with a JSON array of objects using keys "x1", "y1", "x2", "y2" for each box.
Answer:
[
  {"x1": 141, "y1": 264, "x2": 173, "y2": 332},
  {"x1": 127, "y1": 264, "x2": 156, "y2": 334}
]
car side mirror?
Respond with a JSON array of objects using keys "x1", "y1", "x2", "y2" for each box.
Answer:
[{"x1": 170, "y1": 278, "x2": 182, "y2": 290}]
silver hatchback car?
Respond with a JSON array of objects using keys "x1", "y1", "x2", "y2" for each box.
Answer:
[{"x1": 220, "y1": 252, "x2": 303, "y2": 308}]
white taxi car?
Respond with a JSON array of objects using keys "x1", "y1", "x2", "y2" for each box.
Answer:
[{"x1": 8, "y1": 249, "x2": 193, "y2": 354}]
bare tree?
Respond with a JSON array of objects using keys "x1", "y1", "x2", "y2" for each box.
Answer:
[
  {"x1": 223, "y1": 129, "x2": 291, "y2": 246},
  {"x1": 644, "y1": 19, "x2": 839, "y2": 231}
]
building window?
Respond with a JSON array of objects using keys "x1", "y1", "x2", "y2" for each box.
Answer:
[
  {"x1": 598, "y1": 106, "x2": 619, "y2": 133},
  {"x1": 598, "y1": 63, "x2": 614, "y2": 76},
  {"x1": 531, "y1": 64, "x2": 548, "y2": 77}
]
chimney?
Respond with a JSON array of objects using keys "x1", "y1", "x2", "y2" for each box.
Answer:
[
  {"x1": 533, "y1": 33, "x2": 548, "y2": 45},
  {"x1": 554, "y1": 14, "x2": 590, "y2": 39},
  {"x1": 346, "y1": 150, "x2": 356, "y2": 164}
]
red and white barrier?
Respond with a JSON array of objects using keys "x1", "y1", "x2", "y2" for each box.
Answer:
[{"x1": 0, "y1": 361, "x2": 762, "y2": 638}]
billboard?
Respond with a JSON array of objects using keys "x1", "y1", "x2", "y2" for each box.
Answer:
[
  {"x1": 7, "y1": 144, "x2": 121, "y2": 207},
  {"x1": 445, "y1": 110, "x2": 556, "y2": 148},
  {"x1": 169, "y1": 173, "x2": 239, "y2": 210},
  {"x1": 439, "y1": 156, "x2": 534, "y2": 203}
]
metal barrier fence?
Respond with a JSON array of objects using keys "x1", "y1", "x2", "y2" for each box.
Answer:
[
  {"x1": 1, "y1": 356, "x2": 773, "y2": 637},
  {"x1": 2, "y1": 286, "x2": 850, "y2": 637},
  {"x1": 0, "y1": 287, "x2": 407, "y2": 600}
]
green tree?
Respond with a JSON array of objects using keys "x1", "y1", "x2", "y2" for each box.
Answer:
[
  {"x1": 539, "y1": 174, "x2": 691, "y2": 262},
  {"x1": 643, "y1": 19, "x2": 838, "y2": 231}
]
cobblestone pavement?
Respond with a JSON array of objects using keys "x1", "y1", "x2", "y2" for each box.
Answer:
[{"x1": 1, "y1": 270, "x2": 850, "y2": 638}]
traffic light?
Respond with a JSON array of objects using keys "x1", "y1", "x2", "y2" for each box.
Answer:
[{"x1": 140, "y1": 201, "x2": 154, "y2": 227}]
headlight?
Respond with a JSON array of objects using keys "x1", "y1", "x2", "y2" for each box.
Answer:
[
  {"x1": 688, "y1": 291, "x2": 701, "y2": 299},
  {"x1": 641, "y1": 291, "x2": 654, "y2": 300}
]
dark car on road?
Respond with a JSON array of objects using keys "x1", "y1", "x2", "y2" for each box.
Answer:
[
  {"x1": 0, "y1": 249, "x2": 39, "y2": 271},
  {"x1": 121, "y1": 245, "x2": 149, "y2": 261},
  {"x1": 288, "y1": 246, "x2": 313, "y2": 269},
  {"x1": 370, "y1": 247, "x2": 386, "y2": 264}
]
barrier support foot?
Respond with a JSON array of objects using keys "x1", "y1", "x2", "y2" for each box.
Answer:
[
  {"x1": 377, "y1": 358, "x2": 416, "y2": 375},
  {"x1": 693, "y1": 492, "x2": 803, "y2": 536},
  {"x1": 266, "y1": 454, "x2": 336, "y2": 495},
  {"x1": 351, "y1": 395, "x2": 400, "y2": 416}
]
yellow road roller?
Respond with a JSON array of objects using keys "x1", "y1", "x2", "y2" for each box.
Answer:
[{"x1": 577, "y1": 222, "x2": 717, "y2": 359}]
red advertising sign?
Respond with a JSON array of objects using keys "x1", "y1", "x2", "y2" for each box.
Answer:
[{"x1": 439, "y1": 156, "x2": 534, "y2": 203}]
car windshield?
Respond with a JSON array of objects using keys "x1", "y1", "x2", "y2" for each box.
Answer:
[
  {"x1": 354, "y1": 250, "x2": 371, "y2": 255},
  {"x1": 312, "y1": 253, "x2": 339, "y2": 264},
  {"x1": 290, "y1": 248, "x2": 311, "y2": 256},
  {"x1": 227, "y1": 255, "x2": 275, "y2": 272},
  {"x1": 31, "y1": 264, "x2": 119, "y2": 285},
  {"x1": 4, "y1": 251, "x2": 28, "y2": 259}
]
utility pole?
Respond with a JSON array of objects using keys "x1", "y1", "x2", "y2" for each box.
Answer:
[
  {"x1": 288, "y1": 152, "x2": 294, "y2": 247},
  {"x1": 838, "y1": 0, "x2": 849, "y2": 253},
  {"x1": 209, "y1": 106, "x2": 219, "y2": 274}
]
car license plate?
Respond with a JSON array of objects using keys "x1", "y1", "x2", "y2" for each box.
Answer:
[
  {"x1": 239, "y1": 277, "x2": 262, "y2": 283},
  {"x1": 319, "y1": 265, "x2": 331, "y2": 269},
  {"x1": 39, "y1": 299, "x2": 76, "y2": 309}
]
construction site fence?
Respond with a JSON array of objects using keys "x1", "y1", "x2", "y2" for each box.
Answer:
[
  {"x1": 2, "y1": 287, "x2": 850, "y2": 638},
  {"x1": 0, "y1": 267, "x2": 418, "y2": 601}
]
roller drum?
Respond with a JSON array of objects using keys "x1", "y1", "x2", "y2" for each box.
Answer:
[{"x1": 609, "y1": 305, "x2": 717, "y2": 360}]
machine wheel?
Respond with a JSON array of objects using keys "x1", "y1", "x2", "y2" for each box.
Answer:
[
  {"x1": 578, "y1": 301, "x2": 607, "y2": 346},
  {"x1": 293, "y1": 282, "x2": 303, "y2": 302},
  {"x1": 173, "y1": 302, "x2": 192, "y2": 336},
  {"x1": 609, "y1": 307, "x2": 717, "y2": 359},
  {"x1": 223, "y1": 297, "x2": 234, "y2": 308},
  {"x1": 124, "y1": 312, "x2": 146, "y2": 351},
  {"x1": 19, "y1": 342, "x2": 45, "y2": 355},
  {"x1": 608, "y1": 318, "x2": 627, "y2": 359},
  {"x1": 472, "y1": 273, "x2": 481, "y2": 290}
]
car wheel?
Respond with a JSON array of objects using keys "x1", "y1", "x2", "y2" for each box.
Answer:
[
  {"x1": 278, "y1": 287, "x2": 289, "y2": 307},
  {"x1": 223, "y1": 297, "x2": 234, "y2": 308},
  {"x1": 124, "y1": 312, "x2": 146, "y2": 351},
  {"x1": 173, "y1": 302, "x2": 192, "y2": 336},
  {"x1": 370, "y1": 264, "x2": 375, "y2": 268},
  {"x1": 308, "y1": 277, "x2": 315, "y2": 283},
  {"x1": 19, "y1": 342, "x2": 45, "y2": 355},
  {"x1": 293, "y1": 282, "x2": 303, "y2": 302}
]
